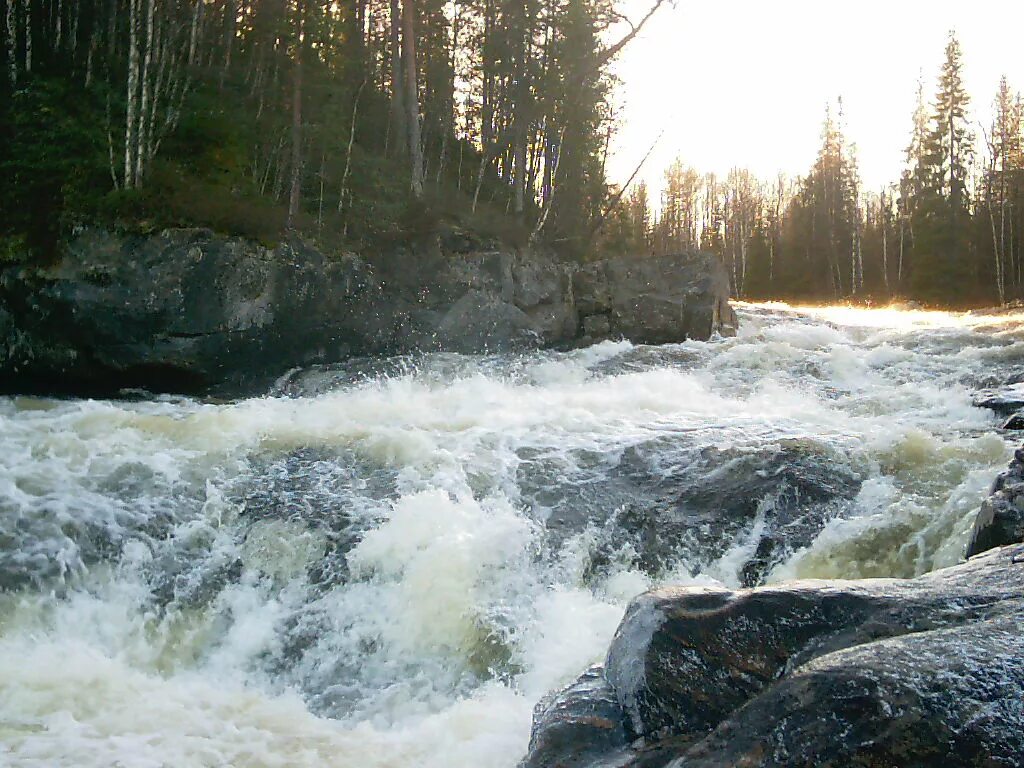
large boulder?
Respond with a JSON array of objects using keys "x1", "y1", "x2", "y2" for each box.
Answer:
[
  {"x1": 967, "y1": 445, "x2": 1024, "y2": 557},
  {"x1": 0, "y1": 227, "x2": 736, "y2": 396},
  {"x1": 523, "y1": 665, "x2": 635, "y2": 768},
  {"x1": 523, "y1": 546, "x2": 1024, "y2": 768},
  {"x1": 572, "y1": 253, "x2": 738, "y2": 345},
  {"x1": 674, "y1": 614, "x2": 1024, "y2": 768}
]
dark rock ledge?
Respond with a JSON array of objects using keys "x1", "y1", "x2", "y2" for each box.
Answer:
[
  {"x1": 0, "y1": 227, "x2": 737, "y2": 397},
  {"x1": 522, "y1": 451, "x2": 1024, "y2": 768}
]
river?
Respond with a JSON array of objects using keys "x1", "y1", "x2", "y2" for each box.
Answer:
[{"x1": 1, "y1": 302, "x2": 1021, "y2": 767}]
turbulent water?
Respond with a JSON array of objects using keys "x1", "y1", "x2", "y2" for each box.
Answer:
[{"x1": 2, "y1": 302, "x2": 1023, "y2": 767}]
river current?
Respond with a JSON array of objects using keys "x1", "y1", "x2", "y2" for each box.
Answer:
[{"x1": 1, "y1": 302, "x2": 1022, "y2": 767}]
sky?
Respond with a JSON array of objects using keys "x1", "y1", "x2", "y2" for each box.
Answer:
[{"x1": 608, "y1": 0, "x2": 1024, "y2": 199}]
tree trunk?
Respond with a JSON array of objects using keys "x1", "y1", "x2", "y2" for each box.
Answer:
[
  {"x1": 401, "y1": 0, "x2": 422, "y2": 197},
  {"x1": 136, "y1": 0, "x2": 156, "y2": 184},
  {"x1": 387, "y1": 0, "x2": 404, "y2": 155},
  {"x1": 23, "y1": 0, "x2": 30, "y2": 74},
  {"x1": 54, "y1": 0, "x2": 62, "y2": 50},
  {"x1": 221, "y1": 0, "x2": 235, "y2": 84},
  {"x1": 124, "y1": 0, "x2": 141, "y2": 188},
  {"x1": 286, "y1": 0, "x2": 304, "y2": 228},
  {"x1": 187, "y1": 0, "x2": 202, "y2": 66},
  {"x1": 5, "y1": 0, "x2": 16, "y2": 86}
]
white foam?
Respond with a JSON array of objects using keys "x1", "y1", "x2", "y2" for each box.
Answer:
[{"x1": 1, "y1": 302, "x2": 1021, "y2": 767}]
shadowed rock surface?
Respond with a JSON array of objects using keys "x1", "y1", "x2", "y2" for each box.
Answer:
[
  {"x1": 967, "y1": 445, "x2": 1024, "y2": 557},
  {"x1": 0, "y1": 228, "x2": 736, "y2": 397}
]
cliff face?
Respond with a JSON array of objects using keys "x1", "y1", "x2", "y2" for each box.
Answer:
[{"x1": 0, "y1": 227, "x2": 737, "y2": 397}]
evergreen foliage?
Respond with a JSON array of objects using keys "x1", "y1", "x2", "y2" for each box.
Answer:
[{"x1": 0, "y1": 0, "x2": 669, "y2": 260}]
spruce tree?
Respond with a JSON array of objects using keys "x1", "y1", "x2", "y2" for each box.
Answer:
[{"x1": 912, "y1": 31, "x2": 975, "y2": 301}]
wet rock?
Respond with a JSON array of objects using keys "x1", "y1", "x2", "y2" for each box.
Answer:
[
  {"x1": 973, "y1": 383, "x2": 1024, "y2": 418},
  {"x1": 1, "y1": 228, "x2": 737, "y2": 396},
  {"x1": 522, "y1": 665, "x2": 636, "y2": 768},
  {"x1": 675, "y1": 614, "x2": 1024, "y2": 768},
  {"x1": 522, "y1": 546, "x2": 1024, "y2": 768},
  {"x1": 966, "y1": 446, "x2": 1024, "y2": 557},
  {"x1": 524, "y1": 438, "x2": 863, "y2": 587},
  {"x1": 1003, "y1": 411, "x2": 1024, "y2": 429}
]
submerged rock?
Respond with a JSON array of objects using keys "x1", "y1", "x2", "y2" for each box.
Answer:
[
  {"x1": 523, "y1": 545, "x2": 1024, "y2": 768},
  {"x1": 0, "y1": 227, "x2": 736, "y2": 397},
  {"x1": 523, "y1": 438, "x2": 863, "y2": 587}
]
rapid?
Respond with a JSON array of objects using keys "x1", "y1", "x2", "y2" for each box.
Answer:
[{"x1": 2, "y1": 301, "x2": 1023, "y2": 767}]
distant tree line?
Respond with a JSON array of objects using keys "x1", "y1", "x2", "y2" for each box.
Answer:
[
  {"x1": 615, "y1": 34, "x2": 1024, "y2": 307},
  {"x1": 0, "y1": 0, "x2": 669, "y2": 257}
]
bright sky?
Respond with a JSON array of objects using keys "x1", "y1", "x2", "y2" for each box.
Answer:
[{"x1": 609, "y1": 0, "x2": 1024, "y2": 199}]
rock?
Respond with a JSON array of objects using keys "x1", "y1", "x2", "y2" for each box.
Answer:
[
  {"x1": 973, "y1": 383, "x2": 1024, "y2": 418},
  {"x1": 521, "y1": 438, "x2": 863, "y2": 588},
  {"x1": 0, "y1": 227, "x2": 736, "y2": 397},
  {"x1": 966, "y1": 446, "x2": 1024, "y2": 557},
  {"x1": 436, "y1": 289, "x2": 536, "y2": 353},
  {"x1": 522, "y1": 665, "x2": 636, "y2": 768},
  {"x1": 0, "y1": 228, "x2": 390, "y2": 396},
  {"x1": 676, "y1": 613, "x2": 1024, "y2": 768},
  {"x1": 573, "y1": 253, "x2": 738, "y2": 346},
  {"x1": 523, "y1": 545, "x2": 1024, "y2": 768},
  {"x1": 1004, "y1": 411, "x2": 1024, "y2": 429},
  {"x1": 582, "y1": 314, "x2": 611, "y2": 338}
]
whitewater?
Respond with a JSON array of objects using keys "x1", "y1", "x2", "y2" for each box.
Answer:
[{"x1": 1, "y1": 301, "x2": 1022, "y2": 768}]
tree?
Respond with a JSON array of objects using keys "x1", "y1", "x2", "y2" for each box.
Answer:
[
  {"x1": 287, "y1": 0, "x2": 305, "y2": 228},
  {"x1": 910, "y1": 31, "x2": 976, "y2": 300}
]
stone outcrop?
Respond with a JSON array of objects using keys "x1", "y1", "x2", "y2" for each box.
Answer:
[
  {"x1": 0, "y1": 227, "x2": 737, "y2": 396},
  {"x1": 966, "y1": 445, "x2": 1024, "y2": 557},
  {"x1": 522, "y1": 451, "x2": 1024, "y2": 768}
]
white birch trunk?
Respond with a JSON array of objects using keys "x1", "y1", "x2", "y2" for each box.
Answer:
[
  {"x1": 136, "y1": 0, "x2": 156, "y2": 184},
  {"x1": 187, "y1": 0, "x2": 201, "y2": 67},
  {"x1": 5, "y1": 0, "x2": 16, "y2": 86},
  {"x1": 125, "y1": 0, "x2": 141, "y2": 188}
]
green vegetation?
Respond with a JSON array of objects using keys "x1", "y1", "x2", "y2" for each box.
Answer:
[{"x1": 0, "y1": 0, "x2": 666, "y2": 264}]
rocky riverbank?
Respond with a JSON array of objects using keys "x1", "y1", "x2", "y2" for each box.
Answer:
[
  {"x1": 521, "y1": 449, "x2": 1024, "y2": 768},
  {"x1": 0, "y1": 227, "x2": 736, "y2": 397}
]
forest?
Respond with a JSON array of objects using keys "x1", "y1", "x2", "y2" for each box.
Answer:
[
  {"x1": 1, "y1": 3, "x2": 1022, "y2": 307},
  {"x1": 629, "y1": 35, "x2": 1024, "y2": 307},
  {"x1": 0, "y1": 0, "x2": 666, "y2": 261}
]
